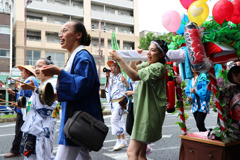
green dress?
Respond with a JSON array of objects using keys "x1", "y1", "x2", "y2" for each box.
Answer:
[{"x1": 131, "y1": 61, "x2": 167, "y2": 143}]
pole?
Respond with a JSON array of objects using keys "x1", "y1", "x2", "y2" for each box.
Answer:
[
  {"x1": 24, "y1": 2, "x2": 27, "y2": 65},
  {"x1": 98, "y1": 20, "x2": 101, "y2": 82},
  {"x1": 9, "y1": 1, "x2": 13, "y2": 74}
]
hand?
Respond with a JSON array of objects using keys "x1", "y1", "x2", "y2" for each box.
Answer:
[
  {"x1": 137, "y1": 49, "x2": 143, "y2": 53},
  {"x1": 7, "y1": 88, "x2": 15, "y2": 95},
  {"x1": 190, "y1": 88, "x2": 196, "y2": 94},
  {"x1": 54, "y1": 92, "x2": 58, "y2": 101},
  {"x1": 109, "y1": 50, "x2": 122, "y2": 62},
  {"x1": 125, "y1": 91, "x2": 134, "y2": 97},
  {"x1": 106, "y1": 72, "x2": 110, "y2": 78},
  {"x1": 121, "y1": 75, "x2": 127, "y2": 83},
  {"x1": 42, "y1": 65, "x2": 61, "y2": 76},
  {"x1": 21, "y1": 79, "x2": 35, "y2": 91}
]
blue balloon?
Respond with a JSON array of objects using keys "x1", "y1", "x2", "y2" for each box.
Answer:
[{"x1": 176, "y1": 14, "x2": 189, "y2": 36}]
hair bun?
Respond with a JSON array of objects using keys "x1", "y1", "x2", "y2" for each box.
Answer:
[{"x1": 47, "y1": 56, "x2": 51, "y2": 61}]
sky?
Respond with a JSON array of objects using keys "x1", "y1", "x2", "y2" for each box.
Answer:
[{"x1": 138, "y1": 0, "x2": 219, "y2": 33}]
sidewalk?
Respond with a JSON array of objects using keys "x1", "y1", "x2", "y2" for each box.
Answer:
[{"x1": 0, "y1": 104, "x2": 112, "y2": 123}]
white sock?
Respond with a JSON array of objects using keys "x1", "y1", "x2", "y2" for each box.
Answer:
[
  {"x1": 115, "y1": 139, "x2": 121, "y2": 146},
  {"x1": 121, "y1": 139, "x2": 127, "y2": 145}
]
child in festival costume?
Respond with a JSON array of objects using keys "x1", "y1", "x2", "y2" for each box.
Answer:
[
  {"x1": 110, "y1": 40, "x2": 168, "y2": 160},
  {"x1": 105, "y1": 60, "x2": 128, "y2": 151},
  {"x1": 185, "y1": 67, "x2": 211, "y2": 132},
  {"x1": 20, "y1": 56, "x2": 58, "y2": 160}
]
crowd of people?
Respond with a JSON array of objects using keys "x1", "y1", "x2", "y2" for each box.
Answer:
[{"x1": 2, "y1": 20, "x2": 240, "y2": 160}]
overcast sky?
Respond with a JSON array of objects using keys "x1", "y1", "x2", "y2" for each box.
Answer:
[{"x1": 138, "y1": 0, "x2": 219, "y2": 33}]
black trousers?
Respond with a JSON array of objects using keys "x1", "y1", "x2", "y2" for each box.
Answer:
[
  {"x1": 193, "y1": 111, "x2": 207, "y2": 132},
  {"x1": 126, "y1": 102, "x2": 134, "y2": 135},
  {"x1": 10, "y1": 113, "x2": 24, "y2": 154}
]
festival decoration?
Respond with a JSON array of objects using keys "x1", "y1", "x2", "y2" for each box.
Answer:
[
  {"x1": 212, "y1": 0, "x2": 234, "y2": 25},
  {"x1": 184, "y1": 21, "x2": 211, "y2": 72},
  {"x1": 162, "y1": 10, "x2": 181, "y2": 33},
  {"x1": 188, "y1": 0, "x2": 209, "y2": 26},
  {"x1": 180, "y1": 0, "x2": 197, "y2": 10},
  {"x1": 176, "y1": 14, "x2": 189, "y2": 36},
  {"x1": 173, "y1": 62, "x2": 188, "y2": 135},
  {"x1": 230, "y1": 0, "x2": 240, "y2": 24}
]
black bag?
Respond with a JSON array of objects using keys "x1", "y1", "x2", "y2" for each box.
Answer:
[
  {"x1": 119, "y1": 96, "x2": 128, "y2": 109},
  {"x1": 20, "y1": 133, "x2": 36, "y2": 157},
  {"x1": 64, "y1": 110, "x2": 109, "y2": 151}
]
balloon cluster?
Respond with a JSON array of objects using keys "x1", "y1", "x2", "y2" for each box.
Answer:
[
  {"x1": 212, "y1": 0, "x2": 240, "y2": 25},
  {"x1": 161, "y1": 0, "x2": 240, "y2": 34}
]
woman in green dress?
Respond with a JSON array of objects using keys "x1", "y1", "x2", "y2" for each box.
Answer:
[{"x1": 110, "y1": 40, "x2": 168, "y2": 160}]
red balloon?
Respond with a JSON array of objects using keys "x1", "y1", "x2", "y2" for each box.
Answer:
[
  {"x1": 180, "y1": 0, "x2": 197, "y2": 10},
  {"x1": 230, "y1": 0, "x2": 240, "y2": 24},
  {"x1": 212, "y1": 0, "x2": 234, "y2": 25}
]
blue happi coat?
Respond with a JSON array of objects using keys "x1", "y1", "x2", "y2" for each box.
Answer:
[{"x1": 57, "y1": 49, "x2": 103, "y2": 146}]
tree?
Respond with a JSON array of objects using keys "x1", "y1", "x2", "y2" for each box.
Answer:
[{"x1": 139, "y1": 32, "x2": 176, "y2": 50}]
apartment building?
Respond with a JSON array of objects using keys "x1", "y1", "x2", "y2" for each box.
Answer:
[
  {"x1": 13, "y1": 0, "x2": 139, "y2": 83},
  {"x1": 0, "y1": 0, "x2": 11, "y2": 73}
]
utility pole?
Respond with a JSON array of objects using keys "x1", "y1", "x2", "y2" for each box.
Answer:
[
  {"x1": 24, "y1": 0, "x2": 32, "y2": 65},
  {"x1": 98, "y1": 20, "x2": 102, "y2": 81}
]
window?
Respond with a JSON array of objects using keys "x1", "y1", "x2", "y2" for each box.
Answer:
[
  {"x1": 27, "y1": 50, "x2": 41, "y2": 66},
  {"x1": 0, "y1": 49, "x2": 9, "y2": 57},
  {"x1": 27, "y1": 15, "x2": 42, "y2": 21},
  {"x1": 93, "y1": 54, "x2": 105, "y2": 66},
  {"x1": 27, "y1": 31, "x2": 41, "y2": 41},
  {"x1": 45, "y1": 52, "x2": 65, "y2": 67},
  {"x1": 46, "y1": 32, "x2": 59, "y2": 43},
  {"x1": 0, "y1": 26, "x2": 10, "y2": 34}
]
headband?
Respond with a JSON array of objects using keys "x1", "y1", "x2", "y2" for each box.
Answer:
[{"x1": 151, "y1": 41, "x2": 165, "y2": 54}]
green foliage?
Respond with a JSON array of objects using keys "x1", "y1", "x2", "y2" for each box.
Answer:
[
  {"x1": 0, "y1": 114, "x2": 16, "y2": 119},
  {"x1": 175, "y1": 121, "x2": 186, "y2": 129},
  {"x1": 139, "y1": 32, "x2": 175, "y2": 50},
  {"x1": 202, "y1": 19, "x2": 240, "y2": 51}
]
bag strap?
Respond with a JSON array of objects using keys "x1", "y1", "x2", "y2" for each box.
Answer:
[{"x1": 66, "y1": 49, "x2": 104, "y2": 122}]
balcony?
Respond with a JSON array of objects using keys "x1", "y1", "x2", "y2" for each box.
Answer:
[
  {"x1": 91, "y1": 0, "x2": 133, "y2": 9},
  {"x1": 27, "y1": 1, "x2": 84, "y2": 17},
  {"x1": 91, "y1": 11, "x2": 134, "y2": 25}
]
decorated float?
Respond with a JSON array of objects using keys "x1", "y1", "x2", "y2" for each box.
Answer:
[{"x1": 115, "y1": 0, "x2": 240, "y2": 159}]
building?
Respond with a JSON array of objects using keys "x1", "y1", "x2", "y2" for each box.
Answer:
[
  {"x1": 13, "y1": 0, "x2": 139, "y2": 85},
  {"x1": 0, "y1": 0, "x2": 11, "y2": 73},
  {"x1": 0, "y1": 0, "x2": 15, "y2": 103}
]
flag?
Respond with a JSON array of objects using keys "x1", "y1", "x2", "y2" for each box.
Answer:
[
  {"x1": 111, "y1": 32, "x2": 127, "y2": 78},
  {"x1": 111, "y1": 32, "x2": 119, "y2": 50}
]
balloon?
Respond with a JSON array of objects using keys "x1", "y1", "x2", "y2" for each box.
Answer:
[
  {"x1": 230, "y1": 0, "x2": 240, "y2": 24},
  {"x1": 162, "y1": 10, "x2": 181, "y2": 32},
  {"x1": 212, "y1": 0, "x2": 234, "y2": 25},
  {"x1": 180, "y1": 0, "x2": 197, "y2": 10},
  {"x1": 188, "y1": 0, "x2": 209, "y2": 26},
  {"x1": 176, "y1": 14, "x2": 189, "y2": 35}
]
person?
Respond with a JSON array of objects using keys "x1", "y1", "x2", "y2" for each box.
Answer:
[
  {"x1": 110, "y1": 40, "x2": 168, "y2": 160},
  {"x1": 20, "y1": 56, "x2": 58, "y2": 160},
  {"x1": 105, "y1": 60, "x2": 129, "y2": 151},
  {"x1": 219, "y1": 61, "x2": 240, "y2": 141},
  {"x1": 125, "y1": 61, "x2": 152, "y2": 156},
  {"x1": 4, "y1": 65, "x2": 38, "y2": 158},
  {"x1": 41, "y1": 21, "x2": 103, "y2": 160},
  {"x1": 185, "y1": 67, "x2": 211, "y2": 132}
]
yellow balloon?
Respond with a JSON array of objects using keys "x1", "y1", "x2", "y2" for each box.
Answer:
[
  {"x1": 188, "y1": 0, "x2": 209, "y2": 26},
  {"x1": 199, "y1": 0, "x2": 208, "y2": 2}
]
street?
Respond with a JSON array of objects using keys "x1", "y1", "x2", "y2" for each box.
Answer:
[{"x1": 0, "y1": 110, "x2": 218, "y2": 160}]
